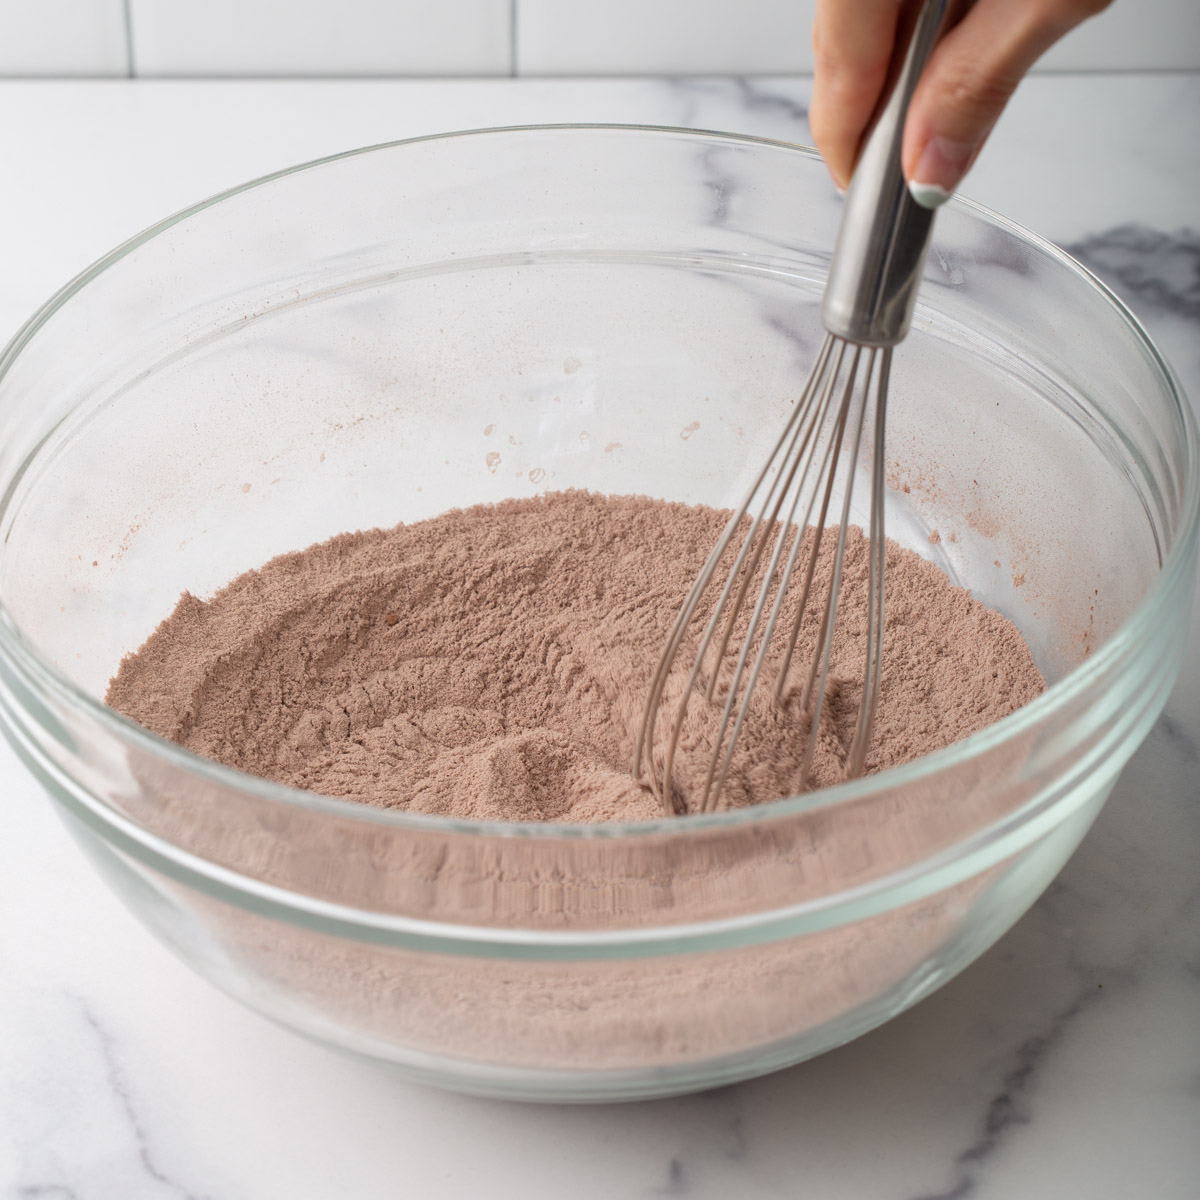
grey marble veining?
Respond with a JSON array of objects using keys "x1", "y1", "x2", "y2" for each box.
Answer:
[
  {"x1": 77, "y1": 1000, "x2": 210, "y2": 1200},
  {"x1": 0, "y1": 72, "x2": 1197, "y2": 1199},
  {"x1": 1066, "y1": 224, "x2": 1200, "y2": 322}
]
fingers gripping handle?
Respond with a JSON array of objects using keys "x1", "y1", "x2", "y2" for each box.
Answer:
[{"x1": 821, "y1": 0, "x2": 949, "y2": 348}]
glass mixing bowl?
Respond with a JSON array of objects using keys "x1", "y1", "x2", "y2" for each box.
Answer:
[{"x1": 0, "y1": 127, "x2": 1195, "y2": 1102}]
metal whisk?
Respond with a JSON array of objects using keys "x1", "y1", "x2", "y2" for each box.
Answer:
[{"x1": 634, "y1": 0, "x2": 949, "y2": 815}]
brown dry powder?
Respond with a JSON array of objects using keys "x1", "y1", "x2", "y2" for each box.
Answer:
[{"x1": 106, "y1": 491, "x2": 1044, "y2": 821}]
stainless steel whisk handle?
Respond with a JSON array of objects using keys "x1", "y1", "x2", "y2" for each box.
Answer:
[{"x1": 822, "y1": 0, "x2": 950, "y2": 349}]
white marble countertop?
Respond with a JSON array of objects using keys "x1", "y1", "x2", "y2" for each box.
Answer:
[{"x1": 0, "y1": 74, "x2": 1197, "y2": 1199}]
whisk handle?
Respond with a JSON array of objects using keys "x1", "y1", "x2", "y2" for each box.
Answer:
[{"x1": 821, "y1": 0, "x2": 949, "y2": 348}]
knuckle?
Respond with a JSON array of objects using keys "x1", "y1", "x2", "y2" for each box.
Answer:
[{"x1": 940, "y1": 66, "x2": 1018, "y2": 123}]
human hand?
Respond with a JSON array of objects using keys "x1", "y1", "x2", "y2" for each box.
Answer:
[{"x1": 809, "y1": 0, "x2": 1113, "y2": 207}]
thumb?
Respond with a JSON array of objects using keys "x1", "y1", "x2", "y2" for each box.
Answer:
[{"x1": 903, "y1": 0, "x2": 1112, "y2": 208}]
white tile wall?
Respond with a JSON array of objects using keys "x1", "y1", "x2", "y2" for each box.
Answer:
[
  {"x1": 0, "y1": 0, "x2": 1197, "y2": 77},
  {"x1": 517, "y1": 0, "x2": 813, "y2": 75},
  {"x1": 0, "y1": 0, "x2": 127, "y2": 76},
  {"x1": 1038, "y1": 0, "x2": 1200, "y2": 71},
  {"x1": 517, "y1": 0, "x2": 1199, "y2": 75},
  {"x1": 128, "y1": 0, "x2": 511, "y2": 77}
]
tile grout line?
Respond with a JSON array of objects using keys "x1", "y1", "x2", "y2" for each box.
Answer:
[
  {"x1": 510, "y1": 0, "x2": 519, "y2": 78},
  {"x1": 122, "y1": 0, "x2": 136, "y2": 78}
]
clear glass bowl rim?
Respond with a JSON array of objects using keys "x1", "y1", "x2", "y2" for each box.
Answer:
[{"x1": 1, "y1": 123, "x2": 1196, "y2": 848}]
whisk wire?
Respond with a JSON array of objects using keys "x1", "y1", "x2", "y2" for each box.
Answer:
[
  {"x1": 658, "y1": 336, "x2": 838, "y2": 813},
  {"x1": 795, "y1": 346, "x2": 876, "y2": 789},
  {"x1": 702, "y1": 336, "x2": 844, "y2": 708},
  {"x1": 632, "y1": 334, "x2": 835, "y2": 812},
  {"x1": 847, "y1": 347, "x2": 890, "y2": 775},
  {"x1": 780, "y1": 347, "x2": 866, "y2": 705},
  {"x1": 635, "y1": 333, "x2": 893, "y2": 816},
  {"x1": 701, "y1": 341, "x2": 867, "y2": 811}
]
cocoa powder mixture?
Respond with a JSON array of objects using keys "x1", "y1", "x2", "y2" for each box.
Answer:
[{"x1": 106, "y1": 491, "x2": 1044, "y2": 820}]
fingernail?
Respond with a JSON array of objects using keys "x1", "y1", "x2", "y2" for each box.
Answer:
[
  {"x1": 908, "y1": 136, "x2": 975, "y2": 209},
  {"x1": 909, "y1": 181, "x2": 951, "y2": 210}
]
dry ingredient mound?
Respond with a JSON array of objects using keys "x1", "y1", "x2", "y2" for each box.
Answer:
[{"x1": 106, "y1": 491, "x2": 1044, "y2": 821}]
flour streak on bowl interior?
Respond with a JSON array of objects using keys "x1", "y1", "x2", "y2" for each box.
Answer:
[{"x1": 0, "y1": 127, "x2": 1194, "y2": 1100}]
